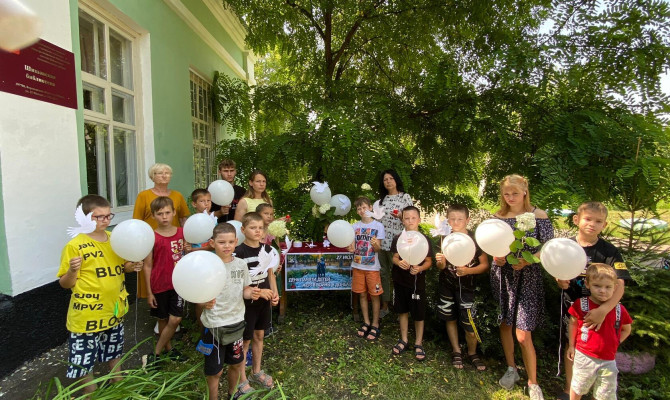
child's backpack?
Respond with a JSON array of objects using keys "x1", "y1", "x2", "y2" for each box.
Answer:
[{"x1": 579, "y1": 297, "x2": 621, "y2": 343}]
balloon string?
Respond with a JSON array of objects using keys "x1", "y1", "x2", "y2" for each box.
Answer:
[
  {"x1": 134, "y1": 271, "x2": 139, "y2": 346},
  {"x1": 557, "y1": 289, "x2": 564, "y2": 377}
]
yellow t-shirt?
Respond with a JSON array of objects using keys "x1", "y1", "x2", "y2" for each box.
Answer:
[
  {"x1": 57, "y1": 232, "x2": 128, "y2": 334},
  {"x1": 132, "y1": 189, "x2": 190, "y2": 230}
]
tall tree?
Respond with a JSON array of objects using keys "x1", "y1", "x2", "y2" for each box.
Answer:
[{"x1": 217, "y1": 0, "x2": 670, "y2": 218}]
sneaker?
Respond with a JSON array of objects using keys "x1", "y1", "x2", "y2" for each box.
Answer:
[
  {"x1": 264, "y1": 325, "x2": 274, "y2": 338},
  {"x1": 245, "y1": 350, "x2": 253, "y2": 367},
  {"x1": 498, "y1": 366, "x2": 520, "y2": 390},
  {"x1": 167, "y1": 348, "x2": 189, "y2": 362},
  {"x1": 142, "y1": 353, "x2": 161, "y2": 371},
  {"x1": 379, "y1": 309, "x2": 390, "y2": 319},
  {"x1": 528, "y1": 384, "x2": 544, "y2": 400}
]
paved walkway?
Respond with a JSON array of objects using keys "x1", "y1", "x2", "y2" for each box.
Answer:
[{"x1": 0, "y1": 300, "x2": 156, "y2": 399}]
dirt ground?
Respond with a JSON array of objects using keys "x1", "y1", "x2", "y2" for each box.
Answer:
[{"x1": 0, "y1": 300, "x2": 157, "y2": 399}]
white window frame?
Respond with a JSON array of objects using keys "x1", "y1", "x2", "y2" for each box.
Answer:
[
  {"x1": 79, "y1": 3, "x2": 144, "y2": 215},
  {"x1": 190, "y1": 69, "x2": 217, "y2": 189}
]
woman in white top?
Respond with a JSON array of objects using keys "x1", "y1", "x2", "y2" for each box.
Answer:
[{"x1": 377, "y1": 169, "x2": 413, "y2": 316}]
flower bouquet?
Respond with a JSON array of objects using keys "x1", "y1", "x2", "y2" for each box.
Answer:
[{"x1": 506, "y1": 212, "x2": 541, "y2": 266}]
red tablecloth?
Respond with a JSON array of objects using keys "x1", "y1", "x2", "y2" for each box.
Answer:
[{"x1": 281, "y1": 242, "x2": 349, "y2": 254}]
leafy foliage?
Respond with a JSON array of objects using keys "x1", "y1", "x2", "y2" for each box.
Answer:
[{"x1": 212, "y1": 0, "x2": 670, "y2": 219}]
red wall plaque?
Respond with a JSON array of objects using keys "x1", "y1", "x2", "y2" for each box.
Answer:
[{"x1": 0, "y1": 39, "x2": 77, "y2": 109}]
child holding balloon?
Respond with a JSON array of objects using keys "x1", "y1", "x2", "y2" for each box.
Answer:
[
  {"x1": 58, "y1": 195, "x2": 143, "y2": 394},
  {"x1": 200, "y1": 223, "x2": 260, "y2": 400},
  {"x1": 143, "y1": 196, "x2": 187, "y2": 365},
  {"x1": 555, "y1": 202, "x2": 631, "y2": 400},
  {"x1": 435, "y1": 204, "x2": 489, "y2": 371},
  {"x1": 488, "y1": 174, "x2": 553, "y2": 400},
  {"x1": 236, "y1": 212, "x2": 279, "y2": 390},
  {"x1": 186, "y1": 188, "x2": 213, "y2": 252},
  {"x1": 390, "y1": 206, "x2": 434, "y2": 361}
]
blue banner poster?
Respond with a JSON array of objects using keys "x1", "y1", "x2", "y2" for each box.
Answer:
[{"x1": 285, "y1": 252, "x2": 353, "y2": 291}]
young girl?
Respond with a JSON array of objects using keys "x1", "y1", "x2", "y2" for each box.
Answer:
[
  {"x1": 489, "y1": 174, "x2": 553, "y2": 400},
  {"x1": 234, "y1": 170, "x2": 272, "y2": 221}
]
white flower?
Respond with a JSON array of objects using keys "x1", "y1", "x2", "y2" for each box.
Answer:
[
  {"x1": 319, "y1": 203, "x2": 331, "y2": 214},
  {"x1": 361, "y1": 183, "x2": 372, "y2": 191},
  {"x1": 268, "y1": 220, "x2": 287, "y2": 237},
  {"x1": 311, "y1": 204, "x2": 320, "y2": 217},
  {"x1": 516, "y1": 212, "x2": 536, "y2": 231}
]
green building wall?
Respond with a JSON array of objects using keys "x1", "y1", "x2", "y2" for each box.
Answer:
[{"x1": 72, "y1": 0, "x2": 249, "y2": 198}]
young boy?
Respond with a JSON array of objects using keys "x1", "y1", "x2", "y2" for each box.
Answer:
[
  {"x1": 143, "y1": 196, "x2": 187, "y2": 365},
  {"x1": 347, "y1": 196, "x2": 385, "y2": 341},
  {"x1": 186, "y1": 188, "x2": 214, "y2": 253},
  {"x1": 390, "y1": 206, "x2": 433, "y2": 361},
  {"x1": 200, "y1": 223, "x2": 260, "y2": 400},
  {"x1": 210, "y1": 159, "x2": 246, "y2": 223},
  {"x1": 256, "y1": 202, "x2": 281, "y2": 338},
  {"x1": 58, "y1": 195, "x2": 143, "y2": 393},
  {"x1": 435, "y1": 204, "x2": 489, "y2": 370},
  {"x1": 567, "y1": 263, "x2": 632, "y2": 400},
  {"x1": 236, "y1": 212, "x2": 279, "y2": 389},
  {"x1": 557, "y1": 201, "x2": 631, "y2": 399}
]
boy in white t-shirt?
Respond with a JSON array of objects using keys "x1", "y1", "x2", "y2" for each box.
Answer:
[
  {"x1": 199, "y1": 223, "x2": 261, "y2": 400},
  {"x1": 347, "y1": 196, "x2": 385, "y2": 341}
]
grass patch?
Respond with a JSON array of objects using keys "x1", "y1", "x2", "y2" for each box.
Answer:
[{"x1": 31, "y1": 291, "x2": 670, "y2": 399}]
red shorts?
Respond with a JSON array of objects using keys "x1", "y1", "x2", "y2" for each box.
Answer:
[{"x1": 352, "y1": 269, "x2": 383, "y2": 296}]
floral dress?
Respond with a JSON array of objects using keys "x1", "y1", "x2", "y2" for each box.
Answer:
[
  {"x1": 490, "y1": 216, "x2": 554, "y2": 331},
  {"x1": 379, "y1": 193, "x2": 413, "y2": 251}
]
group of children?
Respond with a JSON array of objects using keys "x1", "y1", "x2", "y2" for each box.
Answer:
[
  {"x1": 59, "y1": 185, "x2": 632, "y2": 399},
  {"x1": 347, "y1": 197, "x2": 632, "y2": 400}
]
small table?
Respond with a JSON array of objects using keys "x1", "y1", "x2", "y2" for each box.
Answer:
[{"x1": 278, "y1": 242, "x2": 353, "y2": 321}]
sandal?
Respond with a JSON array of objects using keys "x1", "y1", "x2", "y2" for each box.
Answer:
[
  {"x1": 414, "y1": 345, "x2": 426, "y2": 361},
  {"x1": 391, "y1": 339, "x2": 408, "y2": 355},
  {"x1": 452, "y1": 351, "x2": 463, "y2": 369},
  {"x1": 231, "y1": 380, "x2": 254, "y2": 399},
  {"x1": 366, "y1": 326, "x2": 380, "y2": 341},
  {"x1": 468, "y1": 353, "x2": 486, "y2": 371},
  {"x1": 249, "y1": 370, "x2": 274, "y2": 389},
  {"x1": 356, "y1": 323, "x2": 370, "y2": 338}
]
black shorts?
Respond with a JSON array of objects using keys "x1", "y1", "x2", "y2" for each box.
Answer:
[
  {"x1": 392, "y1": 283, "x2": 426, "y2": 321},
  {"x1": 436, "y1": 281, "x2": 477, "y2": 333},
  {"x1": 150, "y1": 290, "x2": 184, "y2": 319},
  {"x1": 243, "y1": 300, "x2": 271, "y2": 340},
  {"x1": 201, "y1": 329, "x2": 244, "y2": 376}
]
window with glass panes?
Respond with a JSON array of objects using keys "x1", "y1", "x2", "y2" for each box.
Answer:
[
  {"x1": 190, "y1": 71, "x2": 216, "y2": 189},
  {"x1": 79, "y1": 8, "x2": 139, "y2": 209}
]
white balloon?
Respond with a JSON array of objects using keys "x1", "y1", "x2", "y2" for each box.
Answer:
[
  {"x1": 110, "y1": 219, "x2": 155, "y2": 262},
  {"x1": 330, "y1": 194, "x2": 351, "y2": 216},
  {"x1": 310, "y1": 183, "x2": 332, "y2": 205},
  {"x1": 397, "y1": 230, "x2": 430, "y2": 266},
  {"x1": 172, "y1": 251, "x2": 226, "y2": 303},
  {"x1": 227, "y1": 220, "x2": 245, "y2": 244},
  {"x1": 540, "y1": 238, "x2": 588, "y2": 280},
  {"x1": 442, "y1": 232, "x2": 476, "y2": 267},
  {"x1": 326, "y1": 220, "x2": 355, "y2": 248},
  {"x1": 183, "y1": 213, "x2": 217, "y2": 244},
  {"x1": 475, "y1": 219, "x2": 515, "y2": 257},
  {"x1": 0, "y1": 0, "x2": 42, "y2": 52},
  {"x1": 208, "y1": 180, "x2": 235, "y2": 206}
]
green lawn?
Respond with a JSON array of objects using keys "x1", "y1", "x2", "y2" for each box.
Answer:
[{"x1": 32, "y1": 290, "x2": 669, "y2": 399}]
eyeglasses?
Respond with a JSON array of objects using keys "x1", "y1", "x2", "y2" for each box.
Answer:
[
  {"x1": 92, "y1": 213, "x2": 115, "y2": 221},
  {"x1": 155, "y1": 171, "x2": 172, "y2": 176}
]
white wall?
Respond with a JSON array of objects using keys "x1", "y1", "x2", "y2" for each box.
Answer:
[{"x1": 0, "y1": 0, "x2": 81, "y2": 295}]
